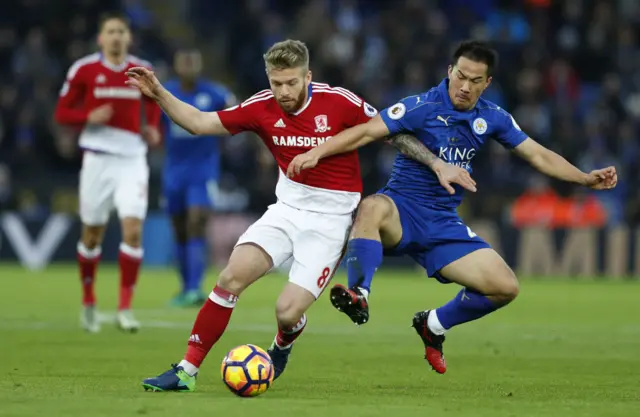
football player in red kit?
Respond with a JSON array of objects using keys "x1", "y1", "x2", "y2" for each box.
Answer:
[
  {"x1": 127, "y1": 39, "x2": 387, "y2": 391},
  {"x1": 54, "y1": 12, "x2": 161, "y2": 333}
]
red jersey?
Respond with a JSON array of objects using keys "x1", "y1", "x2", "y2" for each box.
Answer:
[
  {"x1": 54, "y1": 53, "x2": 161, "y2": 156},
  {"x1": 218, "y1": 82, "x2": 377, "y2": 214}
]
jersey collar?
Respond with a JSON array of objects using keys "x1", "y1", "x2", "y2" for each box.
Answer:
[
  {"x1": 291, "y1": 83, "x2": 313, "y2": 116},
  {"x1": 100, "y1": 53, "x2": 129, "y2": 72}
]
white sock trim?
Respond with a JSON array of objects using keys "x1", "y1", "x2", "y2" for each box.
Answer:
[
  {"x1": 274, "y1": 338, "x2": 293, "y2": 349},
  {"x1": 209, "y1": 290, "x2": 237, "y2": 308},
  {"x1": 119, "y1": 243, "x2": 144, "y2": 259},
  {"x1": 427, "y1": 310, "x2": 447, "y2": 335},
  {"x1": 178, "y1": 360, "x2": 198, "y2": 376},
  {"x1": 77, "y1": 242, "x2": 102, "y2": 259}
]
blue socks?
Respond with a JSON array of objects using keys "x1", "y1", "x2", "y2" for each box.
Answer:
[
  {"x1": 175, "y1": 242, "x2": 188, "y2": 290},
  {"x1": 435, "y1": 288, "x2": 498, "y2": 330},
  {"x1": 185, "y1": 238, "x2": 206, "y2": 292},
  {"x1": 346, "y1": 238, "x2": 383, "y2": 293},
  {"x1": 175, "y1": 239, "x2": 207, "y2": 293}
]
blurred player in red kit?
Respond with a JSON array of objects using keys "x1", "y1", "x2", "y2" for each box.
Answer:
[
  {"x1": 54, "y1": 12, "x2": 161, "y2": 333},
  {"x1": 126, "y1": 39, "x2": 422, "y2": 391}
]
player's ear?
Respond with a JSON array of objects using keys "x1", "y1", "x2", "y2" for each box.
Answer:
[
  {"x1": 306, "y1": 69, "x2": 312, "y2": 84},
  {"x1": 447, "y1": 65, "x2": 453, "y2": 78},
  {"x1": 485, "y1": 76, "x2": 492, "y2": 90}
]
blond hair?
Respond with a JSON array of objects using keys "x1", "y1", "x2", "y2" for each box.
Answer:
[{"x1": 263, "y1": 39, "x2": 309, "y2": 71}]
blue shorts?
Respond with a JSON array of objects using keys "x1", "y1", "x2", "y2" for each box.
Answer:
[
  {"x1": 163, "y1": 173, "x2": 215, "y2": 215},
  {"x1": 378, "y1": 187, "x2": 490, "y2": 283}
]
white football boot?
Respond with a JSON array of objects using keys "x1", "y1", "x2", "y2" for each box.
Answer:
[
  {"x1": 80, "y1": 305, "x2": 101, "y2": 333},
  {"x1": 116, "y1": 309, "x2": 141, "y2": 333}
]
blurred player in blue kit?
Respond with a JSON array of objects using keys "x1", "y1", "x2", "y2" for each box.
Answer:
[
  {"x1": 288, "y1": 41, "x2": 617, "y2": 374},
  {"x1": 162, "y1": 48, "x2": 236, "y2": 306}
]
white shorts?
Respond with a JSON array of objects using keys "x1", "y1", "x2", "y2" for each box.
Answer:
[
  {"x1": 236, "y1": 202, "x2": 352, "y2": 299},
  {"x1": 79, "y1": 151, "x2": 149, "y2": 225}
]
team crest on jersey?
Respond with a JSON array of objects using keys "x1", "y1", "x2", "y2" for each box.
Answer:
[
  {"x1": 95, "y1": 74, "x2": 106, "y2": 84},
  {"x1": 387, "y1": 102, "x2": 406, "y2": 120},
  {"x1": 472, "y1": 117, "x2": 488, "y2": 135},
  {"x1": 195, "y1": 93, "x2": 211, "y2": 110},
  {"x1": 364, "y1": 102, "x2": 378, "y2": 118},
  {"x1": 314, "y1": 115, "x2": 331, "y2": 133}
]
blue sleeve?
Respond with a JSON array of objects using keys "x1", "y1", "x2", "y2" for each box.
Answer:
[
  {"x1": 212, "y1": 84, "x2": 236, "y2": 110},
  {"x1": 379, "y1": 95, "x2": 427, "y2": 135},
  {"x1": 493, "y1": 109, "x2": 529, "y2": 149},
  {"x1": 223, "y1": 88, "x2": 237, "y2": 108}
]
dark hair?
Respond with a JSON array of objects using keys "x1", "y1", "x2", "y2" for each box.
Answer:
[
  {"x1": 98, "y1": 11, "x2": 130, "y2": 31},
  {"x1": 452, "y1": 40, "x2": 498, "y2": 76}
]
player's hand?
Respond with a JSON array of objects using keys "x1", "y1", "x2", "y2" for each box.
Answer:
[
  {"x1": 287, "y1": 152, "x2": 319, "y2": 178},
  {"x1": 431, "y1": 159, "x2": 477, "y2": 194},
  {"x1": 125, "y1": 67, "x2": 163, "y2": 100},
  {"x1": 142, "y1": 126, "x2": 161, "y2": 146},
  {"x1": 87, "y1": 104, "x2": 113, "y2": 125},
  {"x1": 583, "y1": 166, "x2": 617, "y2": 190}
]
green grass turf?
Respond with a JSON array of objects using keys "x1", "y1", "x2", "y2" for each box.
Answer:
[{"x1": 0, "y1": 263, "x2": 639, "y2": 417}]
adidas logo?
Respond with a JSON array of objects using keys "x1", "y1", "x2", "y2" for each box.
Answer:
[
  {"x1": 274, "y1": 118, "x2": 286, "y2": 128},
  {"x1": 188, "y1": 334, "x2": 202, "y2": 344}
]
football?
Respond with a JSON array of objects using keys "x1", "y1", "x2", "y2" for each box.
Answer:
[{"x1": 221, "y1": 344, "x2": 274, "y2": 397}]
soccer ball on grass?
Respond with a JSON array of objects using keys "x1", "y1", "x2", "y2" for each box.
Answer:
[{"x1": 221, "y1": 344, "x2": 274, "y2": 397}]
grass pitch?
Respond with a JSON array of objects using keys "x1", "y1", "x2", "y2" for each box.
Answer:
[{"x1": 1, "y1": 264, "x2": 638, "y2": 417}]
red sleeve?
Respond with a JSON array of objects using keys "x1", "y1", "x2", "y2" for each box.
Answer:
[
  {"x1": 217, "y1": 103, "x2": 260, "y2": 135},
  {"x1": 54, "y1": 65, "x2": 89, "y2": 125},
  {"x1": 143, "y1": 96, "x2": 161, "y2": 128}
]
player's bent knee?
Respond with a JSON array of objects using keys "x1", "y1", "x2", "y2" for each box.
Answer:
[
  {"x1": 491, "y1": 270, "x2": 520, "y2": 305},
  {"x1": 502, "y1": 275, "x2": 520, "y2": 301},
  {"x1": 355, "y1": 195, "x2": 392, "y2": 226},
  {"x1": 216, "y1": 264, "x2": 258, "y2": 296},
  {"x1": 274, "y1": 299, "x2": 305, "y2": 330},
  {"x1": 274, "y1": 283, "x2": 314, "y2": 329},
  {"x1": 215, "y1": 243, "x2": 273, "y2": 296}
]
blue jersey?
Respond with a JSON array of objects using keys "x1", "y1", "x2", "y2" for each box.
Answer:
[
  {"x1": 162, "y1": 78, "x2": 235, "y2": 180},
  {"x1": 377, "y1": 79, "x2": 530, "y2": 280},
  {"x1": 380, "y1": 78, "x2": 529, "y2": 210},
  {"x1": 162, "y1": 79, "x2": 235, "y2": 215}
]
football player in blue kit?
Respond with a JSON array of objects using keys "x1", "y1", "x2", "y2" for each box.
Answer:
[
  {"x1": 287, "y1": 41, "x2": 617, "y2": 374},
  {"x1": 162, "y1": 48, "x2": 236, "y2": 306}
]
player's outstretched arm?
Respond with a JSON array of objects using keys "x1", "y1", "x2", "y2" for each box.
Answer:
[
  {"x1": 388, "y1": 134, "x2": 477, "y2": 193},
  {"x1": 513, "y1": 138, "x2": 617, "y2": 190},
  {"x1": 125, "y1": 67, "x2": 229, "y2": 136},
  {"x1": 287, "y1": 115, "x2": 388, "y2": 177}
]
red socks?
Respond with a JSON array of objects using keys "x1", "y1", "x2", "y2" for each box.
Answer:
[
  {"x1": 77, "y1": 243, "x2": 101, "y2": 306},
  {"x1": 275, "y1": 314, "x2": 307, "y2": 348},
  {"x1": 118, "y1": 243, "x2": 143, "y2": 311},
  {"x1": 77, "y1": 241, "x2": 143, "y2": 310},
  {"x1": 184, "y1": 285, "x2": 238, "y2": 367}
]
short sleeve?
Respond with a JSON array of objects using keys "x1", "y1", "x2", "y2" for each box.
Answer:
[
  {"x1": 217, "y1": 103, "x2": 259, "y2": 135},
  {"x1": 329, "y1": 86, "x2": 378, "y2": 128},
  {"x1": 493, "y1": 109, "x2": 529, "y2": 149},
  {"x1": 379, "y1": 95, "x2": 426, "y2": 135}
]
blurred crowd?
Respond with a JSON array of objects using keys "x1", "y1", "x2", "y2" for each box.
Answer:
[{"x1": 2, "y1": 0, "x2": 640, "y2": 227}]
